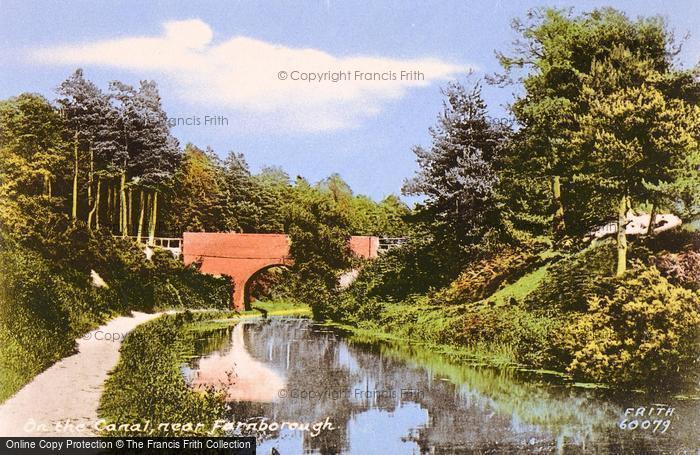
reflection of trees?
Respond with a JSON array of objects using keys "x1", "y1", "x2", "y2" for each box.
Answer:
[
  {"x1": 233, "y1": 320, "x2": 363, "y2": 453},
  {"x1": 187, "y1": 326, "x2": 235, "y2": 366},
  {"x1": 188, "y1": 319, "x2": 700, "y2": 454},
  {"x1": 354, "y1": 340, "x2": 699, "y2": 453}
]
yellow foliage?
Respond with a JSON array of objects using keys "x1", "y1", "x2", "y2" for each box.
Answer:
[{"x1": 559, "y1": 263, "x2": 700, "y2": 385}]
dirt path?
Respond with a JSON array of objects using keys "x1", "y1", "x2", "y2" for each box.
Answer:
[{"x1": 0, "y1": 311, "x2": 164, "y2": 436}]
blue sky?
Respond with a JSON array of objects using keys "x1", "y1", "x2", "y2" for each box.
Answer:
[{"x1": 1, "y1": 0, "x2": 699, "y2": 200}]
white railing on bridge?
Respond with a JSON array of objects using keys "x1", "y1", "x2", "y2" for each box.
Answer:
[
  {"x1": 120, "y1": 235, "x2": 406, "y2": 257},
  {"x1": 378, "y1": 237, "x2": 408, "y2": 253},
  {"x1": 125, "y1": 236, "x2": 183, "y2": 257}
]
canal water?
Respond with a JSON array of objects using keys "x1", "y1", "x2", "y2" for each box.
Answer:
[{"x1": 182, "y1": 317, "x2": 699, "y2": 454}]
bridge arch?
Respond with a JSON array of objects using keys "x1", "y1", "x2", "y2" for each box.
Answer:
[
  {"x1": 243, "y1": 263, "x2": 289, "y2": 311},
  {"x1": 182, "y1": 233, "x2": 378, "y2": 310}
]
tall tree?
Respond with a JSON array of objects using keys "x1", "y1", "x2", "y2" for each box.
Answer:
[
  {"x1": 0, "y1": 94, "x2": 67, "y2": 233},
  {"x1": 57, "y1": 69, "x2": 113, "y2": 222},
  {"x1": 573, "y1": 48, "x2": 700, "y2": 275},
  {"x1": 403, "y1": 81, "x2": 507, "y2": 255},
  {"x1": 497, "y1": 7, "x2": 678, "y2": 239},
  {"x1": 163, "y1": 144, "x2": 225, "y2": 234},
  {"x1": 110, "y1": 79, "x2": 179, "y2": 240},
  {"x1": 284, "y1": 179, "x2": 353, "y2": 319},
  {"x1": 107, "y1": 81, "x2": 136, "y2": 235}
]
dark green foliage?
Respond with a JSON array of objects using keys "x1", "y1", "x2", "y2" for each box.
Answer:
[
  {"x1": 150, "y1": 251, "x2": 231, "y2": 310},
  {"x1": 497, "y1": 7, "x2": 699, "y2": 246},
  {"x1": 403, "y1": 81, "x2": 510, "y2": 253},
  {"x1": 0, "y1": 224, "x2": 230, "y2": 402},
  {"x1": 98, "y1": 312, "x2": 228, "y2": 436},
  {"x1": 284, "y1": 183, "x2": 353, "y2": 320},
  {"x1": 0, "y1": 238, "x2": 88, "y2": 401},
  {"x1": 348, "y1": 237, "x2": 458, "y2": 301},
  {"x1": 524, "y1": 243, "x2": 617, "y2": 312}
]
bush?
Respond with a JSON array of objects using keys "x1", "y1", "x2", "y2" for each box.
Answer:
[
  {"x1": 652, "y1": 250, "x2": 700, "y2": 291},
  {"x1": 0, "y1": 226, "x2": 231, "y2": 403},
  {"x1": 346, "y1": 236, "x2": 466, "y2": 303},
  {"x1": 524, "y1": 243, "x2": 617, "y2": 312},
  {"x1": 558, "y1": 264, "x2": 700, "y2": 386},
  {"x1": 432, "y1": 247, "x2": 540, "y2": 305},
  {"x1": 642, "y1": 229, "x2": 700, "y2": 254},
  {"x1": 0, "y1": 235, "x2": 116, "y2": 401},
  {"x1": 450, "y1": 304, "x2": 561, "y2": 366},
  {"x1": 151, "y1": 251, "x2": 230, "y2": 310}
]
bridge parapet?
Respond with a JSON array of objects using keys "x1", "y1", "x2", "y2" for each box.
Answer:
[{"x1": 122, "y1": 236, "x2": 183, "y2": 257}]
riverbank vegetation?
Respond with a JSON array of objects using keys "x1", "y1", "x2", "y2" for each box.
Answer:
[
  {"x1": 98, "y1": 304, "x2": 310, "y2": 436},
  {"x1": 98, "y1": 311, "x2": 229, "y2": 436},
  {"x1": 305, "y1": 8, "x2": 700, "y2": 389},
  {"x1": 0, "y1": 227, "x2": 230, "y2": 402}
]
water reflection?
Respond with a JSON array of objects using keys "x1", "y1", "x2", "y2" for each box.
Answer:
[
  {"x1": 184, "y1": 318, "x2": 699, "y2": 454},
  {"x1": 188, "y1": 323, "x2": 285, "y2": 402}
]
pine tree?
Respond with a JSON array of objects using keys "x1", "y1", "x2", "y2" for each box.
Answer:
[
  {"x1": 402, "y1": 81, "x2": 506, "y2": 252},
  {"x1": 497, "y1": 8, "x2": 677, "y2": 239},
  {"x1": 573, "y1": 48, "x2": 700, "y2": 275},
  {"x1": 57, "y1": 69, "x2": 112, "y2": 222}
]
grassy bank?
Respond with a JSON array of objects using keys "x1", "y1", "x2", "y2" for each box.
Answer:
[
  {"x1": 98, "y1": 301, "x2": 310, "y2": 436},
  {"x1": 330, "y1": 236, "x2": 700, "y2": 389}
]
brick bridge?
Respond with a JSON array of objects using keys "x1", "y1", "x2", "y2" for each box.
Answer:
[{"x1": 182, "y1": 233, "x2": 379, "y2": 310}]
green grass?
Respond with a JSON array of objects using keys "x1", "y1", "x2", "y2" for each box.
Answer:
[
  {"x1": 249, "y1": 299, "x2": 312, "y2": 317},
  {"x1": 326, "y1": 308, "x2": 519, "y2": 368},
  {"x1": 328, "y1": 250, "x2": 570, "y2": 372},
  {"x1": 486, "y1": 262, "x2": 552, "y2": 306},
  {"x1": 98, "y1": 311, "x2": 230, "y2": 436}
]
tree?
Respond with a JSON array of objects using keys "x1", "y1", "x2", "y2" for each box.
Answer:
[
  {"x1": 497, "y1": 7, "x2": 678, "y2": 239},
  {"x1": 57, "y1": 69, "x2": 115, "y2": 222},
  {"x1": 403, "y1": 81, "x2": 507, "y2": 255},
  {"x1": 164, "y1": 144, "x2": 225, "y2": 234},
  {"x1": 221, "y1": 153, "x2": 286, "y2": 233},
  {"x1": 376, "y1": 195, "x2": 411, "y2": 237},
  {"x1": 573, "y1": 48, "x2": 700, "y2": 275},
  {"x1": 110, "y1": 79, "x2": 179, "y2": 240},
  {"x1": 0, "y1": 94, "x2": 68, "y2": 234},
  {"x1": 284, "y1": 180, "x2": 353, "y2": 319},
  {"x1": 107, "y1": 81, "x2": 137, "y2": 235}
]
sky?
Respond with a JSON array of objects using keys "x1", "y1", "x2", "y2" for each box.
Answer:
[{"x1": 1, "y1": 0, "x2": 699, "y2": 201}]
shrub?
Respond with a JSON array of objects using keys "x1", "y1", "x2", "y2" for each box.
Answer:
[
  {"x1": 432, "y1": 247, "x2": 540, "y2": 305},
  {"x1": 642, "y1": 229, "x2": 700, "y2": 254},
  {"x1": 558, "y1": 264, "x2": 700, "y2": 386},
  {"x1": 0, "y1": 236, "x2": 107, "y2": 401},
  {"x1": 652, "y1": 250, "x2": 700, "y2": 291},
  {"x1": 98, "y1": 312, "x2": 227, "y2": 436},
  {"x1": 151, "y1": 251, "x2": 231, "y2": 310},
  {"x1": 524, "y1": 243, "x2": 617, "y2": 313},
  {"x1": 0, "y1": 226, "x2": 231, "y2": 403},
  {"x1": 347, "y1": 237, "x2": 464, "y2": 303}
]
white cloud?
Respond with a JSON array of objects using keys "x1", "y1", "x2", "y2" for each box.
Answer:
[{"x1": 32, "y1": 19, "x2": 471, "y2": 132}]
